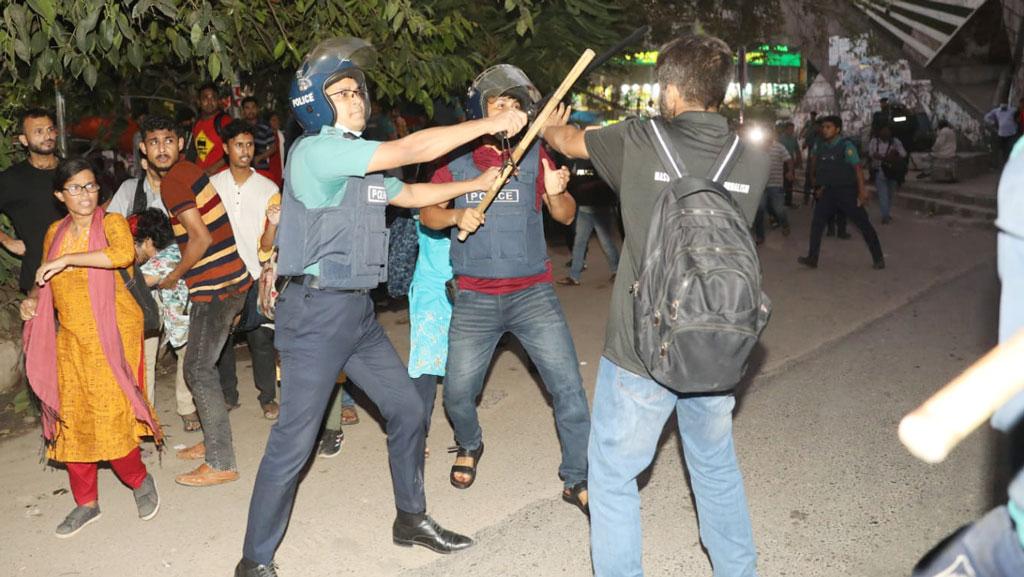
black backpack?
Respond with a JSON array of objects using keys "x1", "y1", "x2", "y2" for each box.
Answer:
[{"x1": 632, "y1": 119, "x2": 771, "y2": 394}]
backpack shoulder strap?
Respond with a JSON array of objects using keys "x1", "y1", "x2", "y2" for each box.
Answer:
[
  {"x1": 131, "y1": 176, "x2": 147, "y2": 215},
  {"x1": 213, "y1": 111, "x2": 229, "y2": 140},
  {"x1": 644, "y1": 118, "x2": 688, "y2": 178},
  {"x1": 707, "y1": 134, "x2": 743, "y2": 184}
]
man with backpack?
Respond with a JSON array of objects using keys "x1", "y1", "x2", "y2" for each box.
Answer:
[
  {"x1": 543, "y1": 34, "x2": 768, "y2": 577},
  {"x1": 798, "y1": 115, "x2": 885, "y2": 270},
  {"x1": 191, "y1": 82, "x2": 232, "y2": 176},
  {"x1": 867, "y1": 123, "x2": 907, "y2": 224}
]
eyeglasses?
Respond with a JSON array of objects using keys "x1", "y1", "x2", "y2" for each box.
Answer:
[
  {"x1": 326, "y1": 88, "x2": 367, "y2": 102},
  {"x1": 63, "y1": 182, "x2": 100, "y2": 196}
]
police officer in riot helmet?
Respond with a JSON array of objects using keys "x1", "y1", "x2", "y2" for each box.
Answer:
[{"x1": 236, "y1": 38, "x2": 527, "y2": 577}]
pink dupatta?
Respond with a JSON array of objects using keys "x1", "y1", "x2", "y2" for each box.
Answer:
[{"x1": 23, "y1": 209, "x2": 162, "y2": 445}]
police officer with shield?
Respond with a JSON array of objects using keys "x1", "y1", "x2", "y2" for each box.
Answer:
[{"x1": 236, "y1": 38, "x2": 526, "y2": 577}]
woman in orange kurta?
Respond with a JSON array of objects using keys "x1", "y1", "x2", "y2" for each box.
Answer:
[{"x1": 21, "y1": 158, "x2": 162, "y2": 539}]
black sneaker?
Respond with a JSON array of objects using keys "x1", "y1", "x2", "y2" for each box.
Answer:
[
  {"x1": 873, "y1": 259, "x2": 886, "y2": 270},
  {"x1": 235, "y1": 559, "x2": 279, "y2": 577},
  {"x1": 55, "y1": 505, "x2": 102, "y2": 538},
  {"x1": 133, "y1": 474, "x2": 160, "y2": 520},
  {"x1": 318, "y1": 428, "x2": 344, "y2": 458}
]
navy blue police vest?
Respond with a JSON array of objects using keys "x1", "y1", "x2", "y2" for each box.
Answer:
[
  {"x1": 448, "y1": 144, "x2": 547, "y2": 279},
  {"x1": 277, "y1": 137, "x2": 390, "y2": 290},
  {"x1": 815, "y1": 138, "x2": 858, "y2": 191}
]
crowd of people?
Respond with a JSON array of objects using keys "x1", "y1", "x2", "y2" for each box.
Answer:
[{"x1": 1, "y1": 27, "x2": 1018, "y2": 577}]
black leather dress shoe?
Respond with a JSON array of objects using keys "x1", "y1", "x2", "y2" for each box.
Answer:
[
  {"x1": 235, "y1": 558, "x2": 278, "y2": 577},
  {"x1": 393, "y1": 514, "x2": 474, "y2": 553}
]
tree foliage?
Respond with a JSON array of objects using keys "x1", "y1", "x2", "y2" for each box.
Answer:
[{"x1": 0, "y1": 0, "x2": 636, "y2": 169}]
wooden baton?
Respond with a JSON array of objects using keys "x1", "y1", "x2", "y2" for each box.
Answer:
[
  {"x1": 898, "y1": 329, "x2": 1024, "y2": 464},
  {"x1": 457, "y1": 48, "x2": 597, "y2": 242}
]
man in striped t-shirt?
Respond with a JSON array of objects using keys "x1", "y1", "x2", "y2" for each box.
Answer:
[{"x1": 139, "y1": 114, "x2": 251, "y2": 488}]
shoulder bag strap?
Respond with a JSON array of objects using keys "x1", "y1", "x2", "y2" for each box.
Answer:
[
  {"x1": 707, "y1": 134, "x2": 743, "y2": 184},
  {"x1": 132, "y1": 177, "x2": 147, "y2": 215},
  {"x1": 644, "y1": 118, "x2": 688, "y2": 178}
]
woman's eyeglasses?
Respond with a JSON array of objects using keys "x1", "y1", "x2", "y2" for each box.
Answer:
[{"x1": 63, "y1": 182, "x2": 100, "y2": 196}]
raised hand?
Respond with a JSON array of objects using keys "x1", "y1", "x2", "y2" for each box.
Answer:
[
  {"x1": 487, "y1": 109, "x2": 528, "y2": 137},
  {"x1": 541, "y1": 158, "x2": 570, "y2": 196},
  {"x1": 542, "y1": 103, "x2": 572, "y2": 137}
]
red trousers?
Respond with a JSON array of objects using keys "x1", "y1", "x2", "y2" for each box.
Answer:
[{"x1": 66, "y1": 447, "x2": 147, "y2": 506}]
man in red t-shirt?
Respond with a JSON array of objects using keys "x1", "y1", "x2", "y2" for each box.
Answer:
[
  {"x1": 191, "y1": 82, "x2": 232, "y2": 176},
  {"x1": 420, "y1": 65, "x2": 591, "y2": 514}
]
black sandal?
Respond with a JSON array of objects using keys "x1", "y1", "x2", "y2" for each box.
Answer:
[
  {"x1": 448, "y1": 443, "x2": 484, "y2": 489},
  {"x1": 563, "y1": 480, "x2": 589, "y2": 516}
]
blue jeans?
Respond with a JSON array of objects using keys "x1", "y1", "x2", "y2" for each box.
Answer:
[
  {"x1": 444, "y1": 282, "x2": 589, "y2": 486},
  {"x1": 753, "y1": 186, "x2": 788, "y2": 240},
  {"x1": 589, "y1": 357, "x2": 757, "y2": 577},
  {"x1": 873, "y1": 169, "x2": 898, "y2": 220},
  {"x1": 570, "y1": 206, "x2": 620, "y2": 282}
]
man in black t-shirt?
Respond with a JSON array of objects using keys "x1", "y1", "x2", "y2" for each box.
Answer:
[
  {"x1": 0, "y1": 108, "x2": 62, "y2": 293},
  {"x1": 543, "y1": 34, "x2": 767, "y2": 577}
]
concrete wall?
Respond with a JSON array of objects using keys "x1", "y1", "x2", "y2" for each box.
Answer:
[{"x1": 1003, "y1": 0, "x2": 1024, "y2": 101}]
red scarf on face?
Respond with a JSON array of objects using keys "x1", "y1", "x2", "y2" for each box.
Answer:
[{"x1": 23, "y1": 209, "x2": 162, "y2": 445}]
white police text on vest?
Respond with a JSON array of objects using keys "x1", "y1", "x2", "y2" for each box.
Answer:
[
  {"x1": 466, "y1": 189, "x2": 519, "y2": 204},
  {"x1": 367, "y1": 186, "x2": 388, "y2": 203}
]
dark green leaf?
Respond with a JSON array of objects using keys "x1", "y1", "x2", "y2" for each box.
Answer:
[
  {"x1": 117, "y1": 12, "x2": 132, "y2": 39},
  {"x1": 25, "y1": 0, "x2": 55, "y2": 24},
  {"x1": 70, "y1": 55, "x2": 85, "y2": 76},
  {"x1": 208, "y1": 52, "x2": 221, "y2": 79},
  {"x1": 128, "y1": 43, "x2": 143, "y2": 69},
  {"x1": 29, "y1": 30, "x2": 45, "y2": 55},
  {"x1": 99, "y1": 17, "x2": 115, "y2": 49},
  {"x1": 84, "y1": 62, "x2": 97, "y2": 88},
  {"x1": 13, "y1": 39, "x2": 30, "y2": 63},
  {"x1": 132, "y1": 0, "x2": 154, "y2": 19},
  {"x1": 80, "y1": 6, "x2": 101, "y2": 34}
]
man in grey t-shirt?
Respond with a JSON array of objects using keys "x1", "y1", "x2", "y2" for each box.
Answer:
[{"x1": 543, "y1": 34, "x2": 766, "y2": 577}]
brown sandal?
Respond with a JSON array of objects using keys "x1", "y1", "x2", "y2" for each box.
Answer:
[
  {"x1": 563, "y1": 480, "x2": 589, "y2": 516},
  {"x1": 340, "y1": 405, "x2": 360, "y2": 425},
  {"x1": 181, "y1": 412, "x2": 201, "y2": 432}
]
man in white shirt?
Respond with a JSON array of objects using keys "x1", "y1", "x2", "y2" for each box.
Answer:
[
  {"x1": 919, "y1": 119, "x2": 957, "y2": 181},
  {"x1": 868, "y1": 123, "x2": 907, "y2": 224},
  {"x1": 105, "y1": 139, "x2": 172, "y2": 410},
  {"x1": 986, "y1": 103, "x2": 1020, "y2": 163},
  {"x1": 106, "y1": 160, "x2": 167, "y2": 217},
  {"x1": 210, "y1": 120, "x2": 281, "y2": 419}
]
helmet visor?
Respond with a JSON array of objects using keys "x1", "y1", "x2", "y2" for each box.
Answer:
[
  {"x1": 472, "y1": 65, "x2": 541, "y2": 116},
  {"x1": 306, "y1": 37, "x2": 377, "y2": 72}
]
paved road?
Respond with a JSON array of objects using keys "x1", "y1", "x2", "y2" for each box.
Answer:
[{"x1": 0, "y1": 199, "x2": 1004, "y2": 577}]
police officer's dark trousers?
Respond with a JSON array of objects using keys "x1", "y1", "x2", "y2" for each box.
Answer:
[
  {"x1": 242, "y1": 282, "x2": 427, "y2": 564},
  {"x1": 807, "y1": 185, "x2": 884, "y2": 264}
]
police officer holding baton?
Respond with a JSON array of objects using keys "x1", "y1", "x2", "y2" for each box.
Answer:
[{"x1": 236, "y1": 38, "x2": 526, "y2": 577}]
